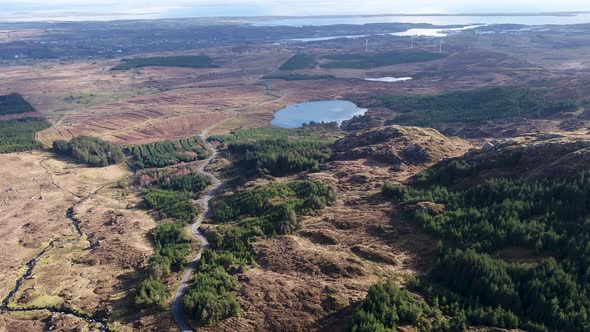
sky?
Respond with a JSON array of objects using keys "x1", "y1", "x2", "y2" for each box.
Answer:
[{"x1": 0, "y1": 0, "x2": 589, "y2": 21}]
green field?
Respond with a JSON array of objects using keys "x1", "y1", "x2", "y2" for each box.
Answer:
[
  {"x1": 0, "y1": 93, "x2": 36, "y2": 116},
  {"x1": 263, "y1": 73, "x2": 334, "y2": 81},
  {"x1": 0, "y1": 117, "x2": 51, "y2": 153},
  {"x1": 111, "y1": 55, "x2": 219, "y2": 70},
  {"x1": 381, "y1": 87, "x2": 576, "y2": 127},
  {"x1": 320, "y1": 50, "x2": 446, "y2": 69},
  {"x1": 278, "y1": 54, "x2": 316, "y2": 70}
]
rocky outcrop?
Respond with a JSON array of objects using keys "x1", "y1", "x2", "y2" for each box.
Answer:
[
  {"x1": 451, "y1": 134, "x2": 590, "y2": 179},
  {"x1": 332, "y1": 125, "x2": 471, "y2": 167}
]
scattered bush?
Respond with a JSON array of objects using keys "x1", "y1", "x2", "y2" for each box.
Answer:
[
  {"x1": 134, "y1": 278, "x2": 167, "y2": 310},
  {"x1": 184, "y1": 179, "x2": 335, "y2": 324}
]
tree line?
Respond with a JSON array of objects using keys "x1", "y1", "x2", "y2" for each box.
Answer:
[
  {"x1": 135, "y1": 222, "x2": 190, "y2": 309},
  {"x1": 350, "y1": 281, "x2": 466, "y2": 332},
  {"x1": 53, "y1": 135, "x2": 125, "y2": 167},
  {"x1": 210, "y1": 127, "x2": 336, "y2": 177},
  {"x1": 380, "y1": 87, "x2": 577, "y2": 127},
  {"x1": 137, "y1": 167, "x2": 211, "y2": 194},
  {"x1": 126, "y1": 136, "x2": 209, "y2": 169},
  {"x1": 0, "y1": 93, "x2": 36, "y2": 116},
  {"x1": 0, "y1": 117, "x2": 50, "y2": 153},
  {"x1": 218, "y1": 138, "x2": 331, "y2": 176}
]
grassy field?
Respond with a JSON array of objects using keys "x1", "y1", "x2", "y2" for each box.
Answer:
[
  {"x1": 0, "y1": 93, "x2": 36, "y2": 116},
  {"x1": 263, "y1": 73, "x2": 334, "y2": 80},
  {"x1": 111, "y1": 55, "x2": 219, "y2": 70},
  {"x1": 381, "y1": 87, "x2": 577, "y2": 127},
  {"x1": 279, "y1": 54, "x2": 316, "y2": 70},
  {"x1": 0, "y1": 117, "x2": 51, "y2": 153},
  {"x1": 320, "y1": 50, "x2": 446, "y2": 69}
]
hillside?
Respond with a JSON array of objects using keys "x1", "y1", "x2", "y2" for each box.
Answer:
[
  {"x1": 376, "y1": 133, "x2": 590, "y2": 331},
  {"x1": 333, "y1": 125, "x2": 470, "y2": 168},
  {"x1": 193, "y1": 126, "x2": 471, "y2": 331}
]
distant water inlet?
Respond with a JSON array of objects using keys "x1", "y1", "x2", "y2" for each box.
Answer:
[{"x1": 271, "y1": 100, "x2": 367, "y2": 128}]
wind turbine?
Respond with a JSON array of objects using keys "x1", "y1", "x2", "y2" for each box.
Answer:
[
  {"x1": 410, "y1": 36, "x2": 414, "y2": 49},
  {"x1": 439, "y1": 39, "x2": 444, "y2": 53},
  {"x1": 365, "y1": 37, "x2": 370, "y2": 52}
]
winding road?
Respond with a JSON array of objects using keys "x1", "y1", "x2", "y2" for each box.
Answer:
[
  {"x1": 170, "y1": 76, "x2": 285, "y2": 331},
  {"x1": 171, "y1": 132, "x2": 221, "y2": 332}
]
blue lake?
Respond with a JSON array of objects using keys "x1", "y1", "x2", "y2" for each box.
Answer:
[{"x1": 271, "y1": 100, "x2": 367, "y2": 128}]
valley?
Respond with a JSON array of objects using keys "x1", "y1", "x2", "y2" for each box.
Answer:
[{"x1": 0, "y1": 16, "x2": 589, "y2": 332}]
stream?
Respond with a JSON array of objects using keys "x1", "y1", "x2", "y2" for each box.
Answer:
[
  {"x1": 0, "y1": 241, "x2": 56, "y2": 311},
  {"x1": 0, "y1": 159, "x2": 112, "y2": 331},
  {"x1": 66, "y1": 207, "x2": 83, "y2": 237},
  {"x1": 0, "y1": 239, "x2": 109, "y2": 331}
]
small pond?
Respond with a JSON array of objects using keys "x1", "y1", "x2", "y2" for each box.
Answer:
[
  {"x1": 271, "y1": 100, "x2": 367, "y2": 128},
  {"x1": 365, "y1": 77, "x2": 412, "y2": 82}
]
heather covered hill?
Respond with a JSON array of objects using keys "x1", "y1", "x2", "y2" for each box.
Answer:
[{"x1": 333, "y1": 125, "x2": 471, "y2": 167}]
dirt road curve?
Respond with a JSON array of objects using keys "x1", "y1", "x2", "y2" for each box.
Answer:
[{"x1": 171, "y1": 132, "x2": 221, "y2": 332}]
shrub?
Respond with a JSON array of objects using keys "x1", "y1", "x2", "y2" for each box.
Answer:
[
  {"x1": 134, "y1": 278, "x2": 167, "y2": 310},
  {"x1": 183, "y1": 266, "x2": 240, "y2": 324}
]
